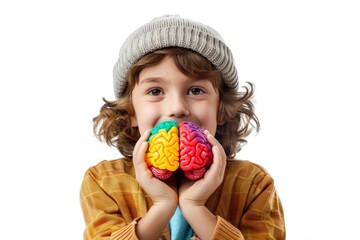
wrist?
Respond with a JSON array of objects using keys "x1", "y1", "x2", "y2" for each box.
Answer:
[
  {"x1": 179, "y1": 204, "x2": 217, "y2": 240},
  {"x1": 136, "y1": 200, "x2": 177, "y2": 240},
  {"x1": 178, "y1": 200, "x2": 203, "y2": 216},
  {"x1": 153, "y1": 198, "x2": 178, "y2": 210},
  {"x1": 152, "y1": 188, "x2": 178, "y2": 205},
  {"x1": 179, "y1": 195, "x2": 205, "y2": 208}
]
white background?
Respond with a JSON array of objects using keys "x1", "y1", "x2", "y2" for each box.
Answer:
[{"x1": 1, "y1": 0, "x2": 359, "y2": 239}]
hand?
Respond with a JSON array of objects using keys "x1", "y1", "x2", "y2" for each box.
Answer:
[
  {"x1": 178, "y1": 130, "x2": 227, "y2": 207},
  {"x1": 132, "y1": 130, "x2": 178, "y2": 205},
  {"x1": 177, "y1": 131, "x2": 226, "y2": 240},
  {"x1": 133, "y1": 130, "x2": 178, "y2": 240}
]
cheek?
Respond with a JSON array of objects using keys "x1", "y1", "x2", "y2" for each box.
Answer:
[
  {"x1": 210, "y1": 99, "x2": 221, "y2": 135},
  {"x1": 132, "y1": 104, "x2": 160, "y2": 134},
  {"x1": 196, "y1": 103, "x2": 219, "y2": 135},
  {"x1": 208, "y1": 114, "x2": 219, "y2": 135}
]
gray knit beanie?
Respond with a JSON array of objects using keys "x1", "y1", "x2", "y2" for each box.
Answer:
[{"x1": 113, "y1": 15, "x2": 238, "y2": 98}]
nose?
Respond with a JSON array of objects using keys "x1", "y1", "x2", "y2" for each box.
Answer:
[{"x1": 167, "y1": 94, "x2": 190, "y2": 118}]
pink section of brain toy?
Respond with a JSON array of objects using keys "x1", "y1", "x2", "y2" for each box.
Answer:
[{"x1": 179, "y1": 121, "x2": 213, "y2": 180}]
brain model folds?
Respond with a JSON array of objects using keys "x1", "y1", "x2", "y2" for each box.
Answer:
[
  {"x1": 179, "y1": 121, "x2": 213, "y2": 180},
  {"x1": 145, "y1": 120, "x2": 180, "y2": 180},
  {"x1": 145, "y1": 120, "x2": 213, "y2": 180}
]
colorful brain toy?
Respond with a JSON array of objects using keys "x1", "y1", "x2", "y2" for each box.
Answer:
[
  {"x1": 145, "y1": 120, "x2": 213, "y2": 180},
  {"x1": 179, "y1": 121, "x2": 213, "y2": 180},
  {"x1": 145, "y1": 120, "x2": 180, "y2": 180}
]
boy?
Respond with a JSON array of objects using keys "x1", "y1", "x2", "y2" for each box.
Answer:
[{"x1": 81, "y1": 15, "x2": 285, "y2": 239}]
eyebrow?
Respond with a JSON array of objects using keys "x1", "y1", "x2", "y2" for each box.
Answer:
[
  {"x1": 139, "y1": 77, "x2": 211, "y2": 84},
  {"x1": 138, "y1": 77, "x2": 163, "y2": 84}
]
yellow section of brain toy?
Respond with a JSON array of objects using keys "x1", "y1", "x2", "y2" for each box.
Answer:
[{"x1": 145, "y1": 126, "x2": 179, "y2": 171}]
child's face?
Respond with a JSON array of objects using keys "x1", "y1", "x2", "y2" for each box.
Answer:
[{"x1": 131, "y1": 56, "x2": 220, "y2": 136}]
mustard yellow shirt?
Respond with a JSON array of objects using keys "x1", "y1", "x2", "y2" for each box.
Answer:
[{"x1": 80, "y1": 158, "x2": 285, "y2": 239}]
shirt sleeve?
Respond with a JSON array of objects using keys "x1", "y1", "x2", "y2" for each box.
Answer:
[
  {"x1": 210, "y1": 169, "x2": 285, "y2": 240},
  {"x1": 240, "y1": 172, "x2": 285, "y2": 239},
  {"x1": 80, "y1": 168, "x2": 139, "y2": 240},
  {"x1": 209, "y1": 216, "x2": 245, "y2": 240}
]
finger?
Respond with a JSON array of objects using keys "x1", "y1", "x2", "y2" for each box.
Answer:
[
  {"x1": 204, "y1": 130, "x2": 226, "y2": 179},
  {"x1": 206, "y1": 130, "x2": 226, "y2": 162},
  {"x1": 204, "y1": 129, "x2": 220, "y2": 147},
  {"x1": 133, "y1": 141, "x2": 148, "y2": 166},
  {"x1": 133, "y1": 129, "x2": 150, "y2": 155},
  {"x1": 207, "y1": 145, "x2": 222, "y2": 177},
  {"x1": 212, "y1": 145, "x2": 226, "y2": 179},
  {"x1": 133, "y1": 130, "x2": 150, "y2": 165},
  {"x1": 134, "y1": 142, "x2": 151, "y2": 179},
  {"x1": 133, "y1": 130, "x2": 151, "y2": 175},
  {"x1": 204, "y1": 130, "x2": 226, "y2": 162}
]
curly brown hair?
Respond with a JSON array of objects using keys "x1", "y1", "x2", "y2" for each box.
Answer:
[{"x1": 93, "y1": 47, "x2": 260, "y2": 159}]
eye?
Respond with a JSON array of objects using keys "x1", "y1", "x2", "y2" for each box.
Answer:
[
  {"x1": 188, "y1": 87, "x2": 205, "y2": 95},
  {"x1": 147, "y1": 88, "x2": 164, "y2": 96}
]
